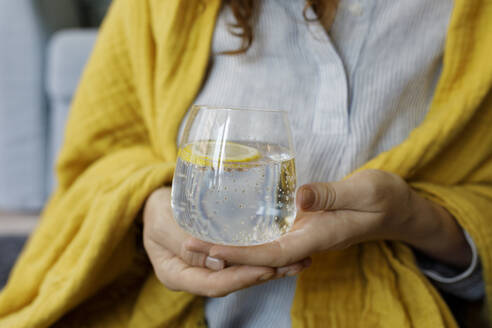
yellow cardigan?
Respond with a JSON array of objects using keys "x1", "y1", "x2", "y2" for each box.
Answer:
[{"x1": 1, "y1": 0, "x2": 491, "y2": 326}]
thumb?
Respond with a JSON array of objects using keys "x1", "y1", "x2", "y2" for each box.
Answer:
[{"x1": 296, "y1": 182, "x2": 350, "y2": 212}]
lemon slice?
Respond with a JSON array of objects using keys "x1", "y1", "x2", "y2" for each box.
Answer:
[{"x1": 179, "y1": 141, "x2": 260, "y2": 166}]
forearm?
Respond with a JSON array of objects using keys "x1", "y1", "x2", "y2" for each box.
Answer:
[{"x1": 401, "y1": 189, "x2": 472, "y2": 268}]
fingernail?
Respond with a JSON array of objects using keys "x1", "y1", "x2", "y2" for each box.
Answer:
[
  {"x1": 205, "y1": 256, "x2": 225, "y2": 271},
  {"x1": 259, "y1": 272, "x2": 274, "y2": 281},
  {"x1": 301, "y1": 188, "x2": 315, "y2": 209}
]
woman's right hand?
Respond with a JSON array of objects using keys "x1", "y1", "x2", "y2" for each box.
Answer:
[{"x1": 143, "y1": 187, "x2": 309, "y2": 297}]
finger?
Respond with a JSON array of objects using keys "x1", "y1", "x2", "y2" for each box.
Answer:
[
  {"x1": 197, "y1": 265, "x2": 275, "y2": 297},
  {"x1": 180, "y1": 248, "x2": 225, "y2": 270},
  {"x1": 207, "y1": 227, "x2": 318, "y2": 267},
  {"x1": 146, "y1": 232, "x2": 212, "y2": 270},
  {"x1": 178, "y1": 240, "x2": 225, "y2": 270},
  {"x1": 205, "y1": 256, "x2": 225, "y2": 271},
  {"x1": 275, "y1": 257, "x2": 312, "y2": 278},
  {"x1": 159, "y1": 254, "x2": 275, "y2": 297},
  {"x1": 183, "y1": 238, "x2": 226, "y2": 270},
  {"x1": 184, "y1": 237, "x2": 216, "y2": 254},
  {"x1": 186, "y1": 237, "x2": 309, "y2": 270},
  {"x1": 296, "y1": 181, "x2": 353, "y2": 212}
]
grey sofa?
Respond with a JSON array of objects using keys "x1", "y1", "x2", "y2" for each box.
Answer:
[{"x1": 0, "y1": 0, "x2": 110, "y2": 212}]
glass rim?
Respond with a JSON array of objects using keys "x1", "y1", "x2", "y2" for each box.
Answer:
[{"x1": 192, "y1": 104, "x2": 287, "y2": 114}]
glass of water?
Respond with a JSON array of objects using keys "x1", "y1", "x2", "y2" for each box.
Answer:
[{"x1": 171, "y1": 105, "x2": 297, "y2": 246}]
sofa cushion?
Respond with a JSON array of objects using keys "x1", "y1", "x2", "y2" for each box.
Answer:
[
  {"x1": 46, "y1": 29, "x2": 98, "y2": 101},
  {"x1": 46, "y1": 29, "x2": 98, "y2": 191}
]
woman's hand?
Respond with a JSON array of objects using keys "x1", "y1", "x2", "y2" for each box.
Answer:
[
  {"x1": 186, "y1": 170, "x2": 472, "y2": 270},
  {"x1": 143, "y1": 187, "x2": 310, "y2": 297}
]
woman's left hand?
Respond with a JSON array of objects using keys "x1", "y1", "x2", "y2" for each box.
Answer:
[{"x1": 186, "y1": 169, "x2": 472, "y2": 271}]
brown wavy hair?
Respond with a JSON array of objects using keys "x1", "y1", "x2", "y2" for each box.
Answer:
[{"x1": 223, "y1": 0, "x2": 337, "y2": 54}]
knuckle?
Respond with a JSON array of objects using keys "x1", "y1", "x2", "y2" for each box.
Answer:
[
  {"x1": 179, "y1": 242, "x2": 206, "y2": 267},
  {"x1": 360, "y1": 170, "x2": 389, "y2": 203},
  {"x1": 320, "y1": 183, "x2": 337, "y2": 209},
  {"x1": 310, "y1": 186, "x2": 323, "y2": 209},
  {"x1": 190, "y1": 252, "x2": 206, "y2": 267},
  {"x1": 309, "y1": 183, "x2": 336, "y2": 210},
  {"x1": 179, "y1": 243, "x2": 192, "y2": 263},
  {"x1": 180, "y1": 244, "x2": 206, "y2": 267}
]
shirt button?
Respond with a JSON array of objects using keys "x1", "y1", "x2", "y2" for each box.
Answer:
[{"x1": 348, "y1": 3, "x2": 363, "y2": 16}]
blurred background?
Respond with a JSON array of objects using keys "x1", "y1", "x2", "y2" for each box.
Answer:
[{"x1": 0, "y1": 0, "x2": 112, "y2": 288}]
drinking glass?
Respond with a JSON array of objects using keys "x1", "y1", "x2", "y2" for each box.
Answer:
[{"x1": 171, "y1": 105, "x2": 296, "y2": 246}]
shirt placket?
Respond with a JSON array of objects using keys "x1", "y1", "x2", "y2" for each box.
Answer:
[
  {"x1": 308, "y1": 21, "x2": 349, "y2": 135},
  {"x1": 306, "y1": 0, "x2": 372, "y2": 136}
]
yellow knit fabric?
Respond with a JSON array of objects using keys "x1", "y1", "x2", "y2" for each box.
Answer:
[{"x1": 0, "y1": 0, "x2": 490, "y2": 326}]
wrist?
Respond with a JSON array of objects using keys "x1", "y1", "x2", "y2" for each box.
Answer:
[
  {"x1": 402, "y1": 190, "x2": 472, "y2": 268},
  {"x1": 394, "y1": 190, "x2": 436, "y2": 251}
]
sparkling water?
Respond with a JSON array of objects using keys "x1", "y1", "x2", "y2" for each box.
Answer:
[{"x1": 171, "y1": 142, "x2": 297, "y2": 245}]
